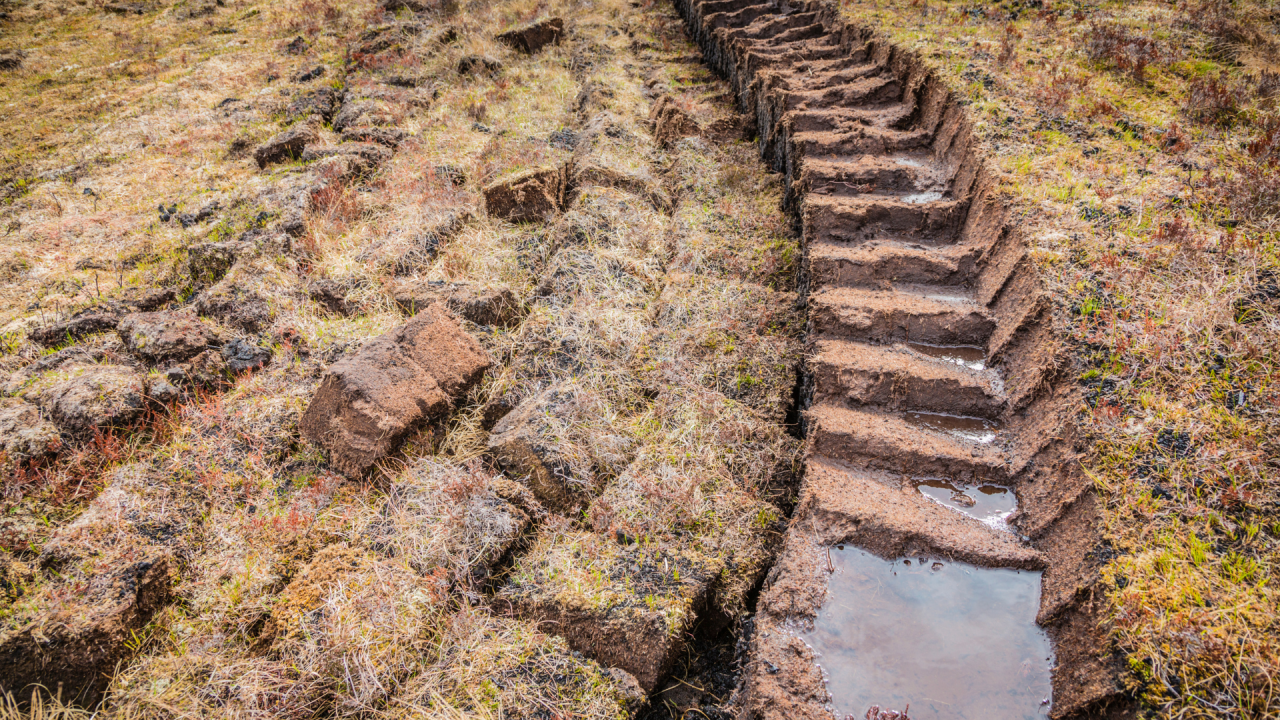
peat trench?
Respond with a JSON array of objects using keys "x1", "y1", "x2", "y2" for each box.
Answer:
[{"x1": 662, "y1": 1, "x2": 1137, "y2": 718}]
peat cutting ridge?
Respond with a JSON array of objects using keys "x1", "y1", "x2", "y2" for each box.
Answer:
[{"x1": 670, "y1": 0, "x2": 1137, "y2": 718}]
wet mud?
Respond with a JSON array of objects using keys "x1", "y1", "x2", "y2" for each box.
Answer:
[
  {"x1": 915, "y1": 478, "x2": 1016, "y2": 530},
  {"x1": 667, "y1": 0, "x2": 1136, "y2": 718},
  {"x1": 905, "y1": 342, "x2": 986, "y2": 370}
]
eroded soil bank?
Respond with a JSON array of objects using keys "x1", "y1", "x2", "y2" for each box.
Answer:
[{"x1": 669, "y1": 0, "x2": 1140, "y2": 718}]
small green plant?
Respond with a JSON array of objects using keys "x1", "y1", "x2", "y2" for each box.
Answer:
[{"x1": 0, "y1": 332, "x2": 20, "y2": 355}]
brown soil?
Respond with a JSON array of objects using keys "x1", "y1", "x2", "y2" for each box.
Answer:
[{"x1": 670, "y1": 0, "x2": 1137, "y2": 718}]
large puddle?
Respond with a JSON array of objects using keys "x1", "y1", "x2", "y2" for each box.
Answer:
[{"x1": 804, "y1": 548, "x2": 1052, "y2": 720}]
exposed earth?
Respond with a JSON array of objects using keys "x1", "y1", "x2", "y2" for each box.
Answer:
[{"x1": 0, "y1": 0, "x2": 1276, "y2": 718}]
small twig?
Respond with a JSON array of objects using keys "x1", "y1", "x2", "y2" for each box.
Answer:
[{"x1": 825, "y1": 545, "x2": 834, "y2": 573}]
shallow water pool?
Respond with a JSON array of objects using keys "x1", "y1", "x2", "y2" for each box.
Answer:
[{"x1": 803, "y1": 547, "x2": 1052, "y2": 720}]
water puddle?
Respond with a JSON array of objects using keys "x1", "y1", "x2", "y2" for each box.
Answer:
[
  {"x1": 907, "y1": 287, "x2": 973, "y2": 304},
  {"x1": 804, "y1": 548, "x2": 1052, "y2": 719},
  {"x1": 907, "y1": 342, "x2": 986, "y2": 370},
  {"x1": 915, "y1": 478, "x2": 1016, "y2": 529},
  {"x1": 902, "y1": 191, "x2": 944, "y2": 204},
  {"x1": 904, "y1": 411, "x2": 999, "y2": 444}
]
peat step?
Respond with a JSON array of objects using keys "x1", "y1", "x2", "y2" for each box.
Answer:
[
  {"x1": 722, "y1": 12, "x2": 821, "y2": 40},
  {"x1": 702, "y1": 3, "x2": 771, "y2": 30},
  {"x1": 769, "y1": 76, "x2": 903, "y2": 114},
  {"x1": 807, "y1": 402, "x2": 1010, "y2": 483},
  {"x1": 797, "y1": 153, "x2": 952, "y2": 199},
  {"x1": 803, "y1": 455, "x2": 1038, "y2": 567},
  {"x1": 734, "y1": 37, "x2": 847, "y2": 66},
  {"x1": 810, "y1": 284, "x2": 995, "y2": 346},
  {"x1": 809, "y1": 238, "x2": 979, "y2": 288},
  {"x1": 760, "y1": 60, "x2": 884, "y2": 91},
  {"x1": 811, "y1": 338, "x2": 1004, "y2": 418},
  {"x1": 786, "y1": 105, "x2": 919, "y2": 133},
  {"x1": 803, "y1": 193, "x2": 967, "y2": 245},
  {"x1": 789, "y1": 127, "x2": 933, "y2": 158}
]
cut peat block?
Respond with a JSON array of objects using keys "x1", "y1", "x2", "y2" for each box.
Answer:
[
  {"x1": 487, "y1": 383, "x2": 635, "y2": 516},
  {"x1": 588, "y1": 386, "x2": 798, "y2": 619},
  {"x1": 388, "y1": 611, "x2": 646, "y2": 719},
  {"x1": 641, "y1": 273, "x2": 803, "y2": 424},
  {"x1": 107, "y1": 459, "x2": 539, "y2": 718},
  {"x1": 0, "y1": 463, "x2": 195, "y2": 706},
  {"x1": 493, "y1": 529, "x2": 722, "y2": 693},
  {"x1": 300, "y1": 304, "x2": 490, "y2": 478}
]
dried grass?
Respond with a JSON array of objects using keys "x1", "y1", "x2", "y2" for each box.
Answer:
[{"x1": 0, "y1": 0, "x2": 802, "y2": 716}]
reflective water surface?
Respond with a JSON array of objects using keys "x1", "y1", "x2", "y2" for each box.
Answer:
[
  {"x1": 915, "y1": 478, "x2": 1016, "y2": 530},
  {"x1": 804, "y1": 548, "x2": 1053, "y2": 720},
  {"x1": 907, "y1": 341, "x2": 987, "y2": 370},
  {"x1": 903, "y1": 411, "x2": 1000, "y2": 444}
]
